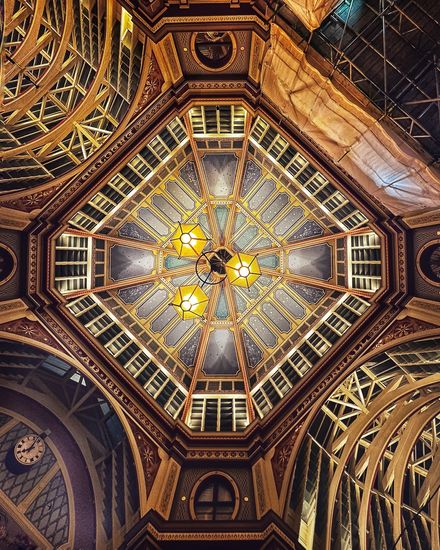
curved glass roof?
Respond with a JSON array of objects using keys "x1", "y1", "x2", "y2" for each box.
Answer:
[
  {"x1": 52, "y1": 103, "x2": 384, "y2": 432},
  {"x1": 290, "y1": 337, "x2": 440, "y2": 549},
  {"x1": 1, "y1": 3, "x2": 146, "y2": 192}
]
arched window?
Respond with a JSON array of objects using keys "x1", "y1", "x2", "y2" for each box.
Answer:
[
  {"x1": 191, "y1": 473, "x2": 238, "y2": 520},
  {"x1": 418, "y1": 241, "x2": 440, "y2": 285}
]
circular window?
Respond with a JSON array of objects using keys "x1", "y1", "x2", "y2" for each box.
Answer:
[
  {"x1": 0, "y1": 243, "x2": 17, "y2": 286},
  {"x1": 417, "y1": 240, "x2": 440, "y2": 286},
  {"x1": 190, "y1": 472, "x2": 239, "y2": 520},
  {"x1": 191, "y1": 32, "x2": 236, "y2": 72}
]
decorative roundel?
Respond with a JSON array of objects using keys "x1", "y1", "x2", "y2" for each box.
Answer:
[
  {"x1": 191, "y1": 32, "x2": 237, "y2": 72},
  {"x1": 417, "y1": 240, "x2": 440, "y2": 286},
  {"x1": 0, "y1": 243, "x2": 17, "y2": 286},
  {"x1": 189, "y1": 471, "x2": 240, "y2": 520}
]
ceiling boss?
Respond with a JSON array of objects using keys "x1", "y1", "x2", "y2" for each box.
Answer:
[{"x1": 170, "y1": 222, "x2": 261, "y2": 319}]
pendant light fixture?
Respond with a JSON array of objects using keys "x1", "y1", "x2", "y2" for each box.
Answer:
[
  {"x1": 171, "y1": 284, "x2": 209, "y2": 319},
  {"x1": 225, "y1": 252, "x2": 261, "y2": 289},
  {"x1": 169, "y1": 224, "x2": 259, "y2": 319},
  {"x1": 171, "y1": 223, "x2": 208, "y2": 257}
]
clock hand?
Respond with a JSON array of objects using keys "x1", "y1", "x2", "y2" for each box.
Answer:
[{"x1": 24, "y1": 437, "x2": 40, "y2": 453}]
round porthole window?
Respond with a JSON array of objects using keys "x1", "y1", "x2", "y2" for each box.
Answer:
[
  {"x1": 190, "y1": 472, "x2": 239, "y2": 520},
  {"x1": 417, "y1": 240, "x2": 440, "y2": 286},
  {"x1": 0, "y1": 243, "x2": 17, "y2": 286},
  {"x1": 191, "y1": 32, "x2": 236, "y2": 72}
]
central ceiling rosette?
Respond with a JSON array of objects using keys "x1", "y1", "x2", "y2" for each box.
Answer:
[{"x1": 52, "y1": 103, "x2": 384, "y2": 433}]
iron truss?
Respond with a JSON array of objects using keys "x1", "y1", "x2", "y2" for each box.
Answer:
[{"x1": 274, "y1": 0, "x2": 440, "y2": 161}]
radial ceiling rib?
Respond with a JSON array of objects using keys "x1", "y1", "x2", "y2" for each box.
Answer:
[
  {"x1": 222, "y1": 113, "x2": 253, "y2": 246},
  {"x1": 247, "y1": 226, "x2": 373, "y2": 256},
  {"x1": 181, "y1": 284, "x2": 221, "y2": 424},
  {"x1": 223, "y1": 279, "x2": 255, "y2": 423},
  {"x1": 64, "y1": 228, "x2": 177, "y2": 253},
  {"x1": 417, "y1": 441, "x2": 440, "y2": 507},
  {"x1": 63, "y1": 266, "x2": 196, "y2": 299},
  {"x1": 260, "y1": 268, "x2": 374, "y2": 299},
  {"x1": 184, "y1": 113, "x2": 220, "y2": 245}
]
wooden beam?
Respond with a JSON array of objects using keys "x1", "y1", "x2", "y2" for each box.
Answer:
[
  {"x1": 246, "y1": 227, "x2": 373, "y2": 256},
  {"x1": 184, "y1": 113, "x2": 220, "y2": 245},
  {"x1": 62, "y1": 265, "x2": 196, "y2": 299},
  {"x1": 222, "y1": 112, "x2": 253, "y2": 245},
  {"x1": 64, "y1": 228, "x2": 177, "y2": 253},
  {"x1": 260, "y1": 267, "x2": 373, "y2": 299},
  {"x1": 224, "y1": 279, "x2": 255, "y2": 422},
  {"x1": 181, "y1": 284, "x2": 221, "y2": 424}
]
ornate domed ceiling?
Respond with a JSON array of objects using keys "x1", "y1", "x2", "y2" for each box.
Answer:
[
  {"x1": 2, "y1": 0, "x2": 440, "y2": 547},
  {"x1": 50, "y1": 102, "x2": 385, "y2": 432}
]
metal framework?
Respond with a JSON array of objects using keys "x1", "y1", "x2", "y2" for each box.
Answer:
[
  {"x1": 1, "y1": 0, "x2": 148, "y2": 191},
  {"x1": 275, "y1": 0, "x2": 440, "y2": 160},
  {"x1": 287, "y1": 337, "x2": 440, "y2": 550}
]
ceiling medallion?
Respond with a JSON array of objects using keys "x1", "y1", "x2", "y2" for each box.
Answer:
[{"x1": 170, "y1": 222, "x2": 260, "y2": 319}]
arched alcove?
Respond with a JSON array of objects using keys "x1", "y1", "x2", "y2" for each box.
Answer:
[{"x1": 0, "y1": 338, "x2": 141, "y2": 549}]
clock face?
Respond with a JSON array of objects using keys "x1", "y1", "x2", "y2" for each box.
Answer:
[{"x1": 14, "y1": 434, "x2": 46, "y2": 466}]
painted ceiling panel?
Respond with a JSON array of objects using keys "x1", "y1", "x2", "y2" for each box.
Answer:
[
  {"x1": 118, "y1": 222, "x2": 157, "y2": 242},
  {"x1": 202, "y1": 329, "x2": 240, "y2": 376},
  {"x1": 202, "y1": 153, "x2": 238, "y2": 197},
  {"x1": 287, "y1": 244, "x2": 332, "y2": 280},
  {"x1": 118, "y1": 283, "x2": 153, "y2": 304},
  {"x1": 109, "y1": 246, "x2": 155, "y2": 281}
]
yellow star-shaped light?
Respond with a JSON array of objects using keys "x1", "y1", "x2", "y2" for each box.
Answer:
[
  {"x1": 172, "y1": 285, "x2": 209, "y2": 319},
  {"x1": 225, "y1": 253, "x2": 260, "y2": 289},
  {"x1": 171, "y1": 223, "x2": 207, "y2": 257}
]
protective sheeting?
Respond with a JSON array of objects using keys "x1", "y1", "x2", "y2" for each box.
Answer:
[
  {"x1": 261, "y1": 25, "x2": 440, "y2": 215},
  {"x1": 284, "y1": 0, "x2": 339, "y2": 30}
]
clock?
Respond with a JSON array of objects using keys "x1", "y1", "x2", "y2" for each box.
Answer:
[{"x1": 13, "y1": 434, "x2": 46, "y2": 466}]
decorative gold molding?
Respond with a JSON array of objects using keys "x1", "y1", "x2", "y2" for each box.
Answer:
[
  {"x1": 249, "y1": 32, "x2": 265, "y2": 84},
  {"x1": 149, "y1": 15, "x2": 268, "y2": 34},
  {"x1": 0, "y1": 207, "x2": 31, "y2": 230},
  {"x1": 146, "y1": 522, "x2": 295, "y2": 545},
  {"x1": 406, "y1": 297, "x2": 440, "y2": 323},
  {"x1": 253, "y1": 461, "x2": 267, "y2": 518},
  {"x1": 157, "y1": 460, "x2": 180, "y2": 519},
  {"x1": 158, "y1": 34, "x2": 183, "y2": 85},
  {"x1": 403, "y1": 208, "x2": 440, "y2": 228}
]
